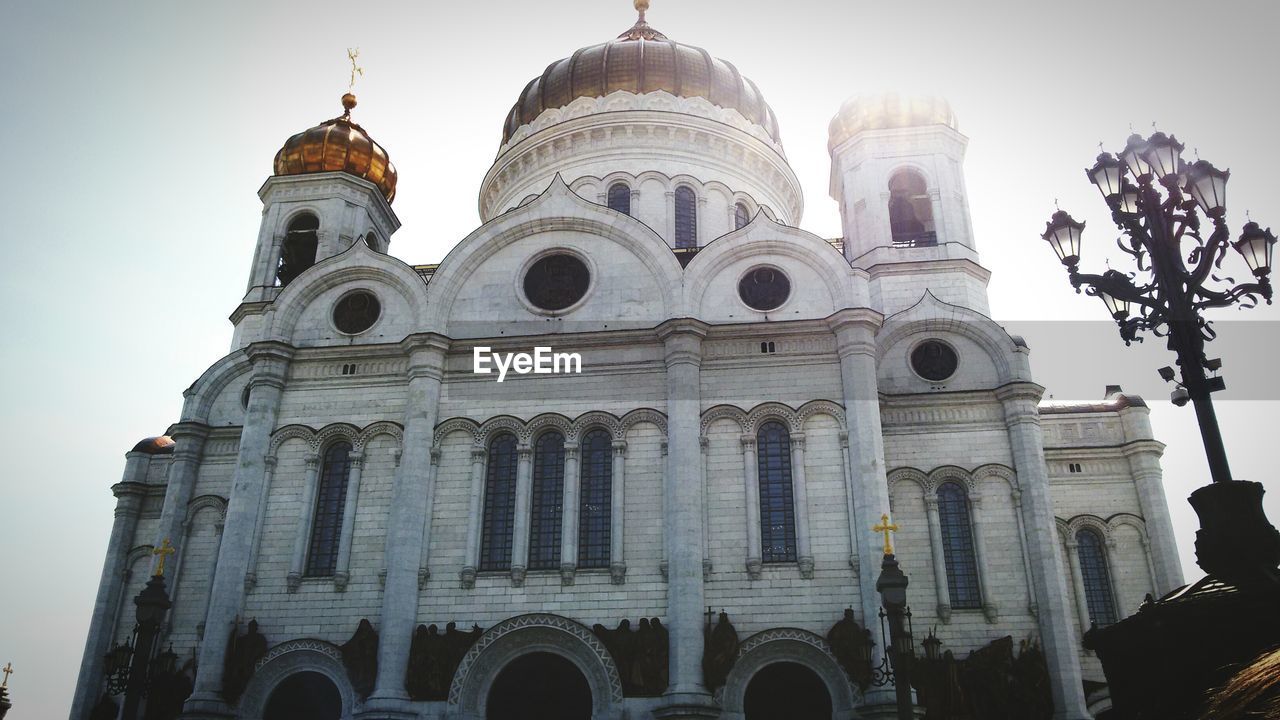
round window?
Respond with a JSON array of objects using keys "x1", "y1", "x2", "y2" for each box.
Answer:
[
  {"x1": 523, "y1": 254, "x2": 590, "y2": 311},
  {"x1": 333, "y1": 291, "x2": 381, "y2": 334},
  {"x1": 738, "y1": 266, "x2": 791, "y2": 311},
  {"x1": 910, "y1": 340, "x2": 959, "y2": 381}
]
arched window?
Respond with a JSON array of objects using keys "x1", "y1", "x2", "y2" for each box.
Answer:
[
  {"x1": 528, "y1": 431, "x2": 565, "y2": 571},
  {"x1": 306, "y1": 442, "x2": 352, "y2": 577},
  {"x1": 887, "y1": 171, "x2": 936, "y2": 247},
  {"x1": 479, "y1": 433, "x2": 519, "y2": 571},
  {"x1": 936, "y1": 482, "x2": 981, "y2": 609},
  {"x1": 734, "y1": 202, "x2": 751, "y2": 230},
  {"x1": 674, "y1": 186, "x2": 698, "y2": 248},
  {"x1": 1076, "y1": 528, "x2": 1117, "y2": 626},
  {"x1": 757, "y1": 421, "x2": 797, "y2": 563},
  {"x1": 363, "y1": 233, "x2": 378, "y2": 251},
  {"x1": 607, "y1": 183, "x2": 631, "y2": 216},
  {"x1": 277, "y1": 213, "x2": 319, "y2": 287},
  {"x1": 579, "y1": 429, "x2": 613, "y2": 568}
]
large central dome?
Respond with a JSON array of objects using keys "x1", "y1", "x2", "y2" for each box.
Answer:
[{"x1": 501, "y1": 5, "x2": 781, "y2": 145}]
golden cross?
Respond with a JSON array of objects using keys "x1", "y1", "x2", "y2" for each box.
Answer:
[
  {"x1": 872, "y1": 513, "x2": 899, "y2": 555},
  {"x1": 347, "y1": 48, "x2": 364, "y2": 91},
  {"x1": 2, "y1": 662, "x2": 12, "y2": 688},
  {"x1": 153, "y1": 538, "x2": 176, "y2": 577}
]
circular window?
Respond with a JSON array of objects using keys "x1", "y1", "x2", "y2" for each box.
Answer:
[
  {"x1": 911, "y1": 340, "x2": 959, "y2": 381},
  {"x1": 523, "y1": 254, "x2": 590, "y2": 311},
  {"x1": 333, "y1": 291, "x2": 381, "y2": 334},
  {"x1": 738, "y1": 266, "x2": 791, "y2": 311}
]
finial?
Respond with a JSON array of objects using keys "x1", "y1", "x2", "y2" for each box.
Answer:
[
  {"x1": 2, "y1": 662, "x2": 12, "y2": 688},
  {"x1": 1097, "y1": 140, "x2": 1105, "y2": 154},
  {"x1": 872, "y1": 513, "x2": 900, "y2": 555},
  {"x1": 153, "y1": 538, "x2": 176, "y2": 577},
  {"x1": 635, "y1": 0, "x2": 650, "y2": 21}
]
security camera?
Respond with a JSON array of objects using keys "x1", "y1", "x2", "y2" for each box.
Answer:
[
  {"x1": 1158, "y1": 366, "x2": 1177, "y2": 382},
  {"x1": 1171, "y1": 387, "x2": 1190, "y2": 406}
]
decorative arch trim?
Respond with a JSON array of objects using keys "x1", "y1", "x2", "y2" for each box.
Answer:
[
  {"x1": 447, "y1": 614, "x2": 624, "y2": 719},
  {"x1": 268, "y1": 420, "x2": 406, "y2": 457},
  {"x1": 184, "y1": 495, "x2": 228, "y2": 528},
  {"x1": 700, "y1": 400, "x2": 846, "y2": 437},
  {"x1": 237, "y1": 639, "x2": 354, "y2": 720},
  {"x1": 719, "y1": 628, "x2": 857, "y2": 718}
]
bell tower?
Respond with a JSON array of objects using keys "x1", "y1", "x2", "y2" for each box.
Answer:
[
  {"x1": 828, "y1": 93, "x2": 990, "y2": 316},
  {"x1": 233, "y1": 94, "x2": 401, "y2": 347}
]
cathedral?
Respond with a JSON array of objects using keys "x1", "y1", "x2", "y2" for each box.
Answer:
[{"x1": 72, "y1": 3, "x2": 1185, "y2": 719}]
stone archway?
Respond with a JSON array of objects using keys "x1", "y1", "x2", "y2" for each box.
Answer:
[
  {"x1": 264, "y1": 671, "x2": 342, "y2": 720},
  {"x1": 486, "y1": 651, "x2": 593, "y2": 720},
  {"x1": 745, "y1": 662, "x2": 833, "y2": 720},
  {"x1": 448, "y1": 614, "x2": 624, "y2": 720},
  {"x1": 236, "y1": 640, "x2": 355, "y2": 720},
  {"x1": 719, "y1": 629, "x2": 858, "y2": 720}
]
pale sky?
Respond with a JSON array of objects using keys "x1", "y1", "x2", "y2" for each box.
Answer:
[{"x1": 2, "y1": 0, "x2": 1278, "y2": 716}]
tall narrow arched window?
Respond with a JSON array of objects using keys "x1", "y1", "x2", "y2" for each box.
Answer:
[
  {"x1": 579, "y1": 429, "x2": 613, "y2": 568},
  {"x1": 480, "y1": 433, "x2": 519, "y2": 571},
  {"x1": 528, "y1": 431, "x2": 565, "y2": 570},
  {"x1": 674, "y1": 186, "x2": 698, "y2": 248},
  {"x1": 277, "y1": 213, "x2": 319, "y2": 287},
  {"x1": 607, "y1": 183, "x2": 631, "y2": 216},
  {"x1": 306, "y1": 442, "x2": 352, "y2": 576},
  {"x1": 734, "y1": 202, "x2": 751, "y2": 230},
  {"x1": 887, "y1": 170, "x2": 936, "y2": 247},
  {"x1": 936, "y1": 482, "x2": 981, "y2": 609},
  {"x1": 757, "y1": 421, "x2": 797, "y2": 563},
  {"x1": 1076, "y1": 528, "x2": 1117, "y2": 626}
]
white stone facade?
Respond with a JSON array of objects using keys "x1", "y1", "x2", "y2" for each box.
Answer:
[{"x1": 71, "y1": 20, "x2": 1183, "y2": 720}]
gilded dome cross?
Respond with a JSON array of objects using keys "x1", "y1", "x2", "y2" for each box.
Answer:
[
  {"x1": 2, "y1": 662, "x2": 12, "y2": 688},
  {"x1": 347, "y1": 47, "x2": 364, "y2": 91}
]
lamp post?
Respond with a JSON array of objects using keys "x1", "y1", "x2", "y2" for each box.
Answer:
[
  {"x1": 1041, "y1": 133, "x2": 1280, "y2": 586},
  {"x1": 104, "y1": 540, "x2": 176, "y2": 720},
  {"x1": 870, "y1": 514, "x2": 915, "y2": 720}
]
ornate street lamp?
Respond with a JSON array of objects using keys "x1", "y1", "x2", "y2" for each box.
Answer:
[
  {"x1": 868, "y1": 514, "x2": 915, "y2": 720},
  {"x1": 1041, "y1": 133, "x2": 1279, "y2": 584},
  {"x1": 103, "y1": 540, "x2": 176, "y2": 720},
  {"x1": 1042, "y1": 134, "x2": 1280, "y2": 719}
]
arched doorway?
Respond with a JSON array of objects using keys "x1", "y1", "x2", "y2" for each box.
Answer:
[
  {"x1": 744, "y1": 662, "x2": 833, "y2": 720},
  {"x1": 264, "y1": 671, "x2": 341, "y2": 720},
  {"x1": 487, "y1": 652, "x2": 592, "y2": 720}
]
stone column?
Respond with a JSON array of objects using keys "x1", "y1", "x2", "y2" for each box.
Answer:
[
  {"x1": 969, "y1": 490, "x2": 999, "y2": 623},
  {"x1": 244, "y1": 457, "x2": 277, "y2": 590},
  {"x1": 700, "y1": 436, "x2": 712, "y2": 579},
  {"x1": 1010, "y1": 488, "x2": 1039, "y2": 616},
  {"x1": 365, "y1": 334, "x2": 447, "y2": 716},
  {"x1": 1065, "y1": 538, "x2": 1093, "y2": 634},
  {"x1": 995, "y1": 382, "x2": 1092, "y2": 719},
  {"x1": 70, "y1": 467, "x2": 148, "y2": 720},
  {"x1": 149, "y1": 423, "x2": 211, "y2": 579},
  {"x1": 1139, "y1": 536, "x2": 1159, "y2": 598},
  {"x1": 791, "y1": 433, "x2": 814, "y2": 578},
  {"x1": 287, "y1": 455, "x2": 321, "y2": 591},
  {"x1": 741, "y1": 434, "x2": 762, "y2": 579},
  {"x1": 653, "y1": 320, "x2": 714, "y2": 718},
  {"x1": 419, "y1": 447, "x2": 441, "y2": 589},
  {"x1": 185, "y1": 342, "x2": 292, "y2": 718},
  {"x1": 511, "y1": 444, "x2": 534, "y2": 586},
  {"x1": 333, "y1": 451, "x2": 365, "y2": 591},
  {"x1": 825, "y1": 309, "x2": 896, "y2": 709},
  {"x1": 923, "y1": 495, "x2": 953, "y2": 623},
  {"x1": 839, "y1": 432, "x2": 860, "y2": 574},
  {"x1": 560, "y1": 441, "x2": 581, "y2": 585},
  {"x1": 610, "y1": 440, "x2": 627, "y2": 584},
  {"x1": 461, "y1": 446, "x2": 486, "y2": 589},
  {"x1": 1119, "y1": 419, "x2": 1183, "y2": 595}
]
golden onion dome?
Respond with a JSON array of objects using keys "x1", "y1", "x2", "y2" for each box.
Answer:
[
  {"x1": 501, "y1": 2, "x2": 781, "y2": 145},
  {"x1": 828, "y1": 93, "x2": 958, "y2": 150},
  {"x1": 273, "y1": 94, "x2": 398, "y2": 203}
]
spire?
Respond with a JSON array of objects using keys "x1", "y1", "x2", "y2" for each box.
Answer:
[{"x1": 619, "y1": 0, "x2": 667, "y2": 41}]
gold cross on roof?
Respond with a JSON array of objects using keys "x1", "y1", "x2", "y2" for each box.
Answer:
[
  {"x1": 347, "y1": 48, "x2": 364, "y2": 91},
  {"x1": 2, "y1": 662, "x2": 12, "y2": 688},
  {"x1": 153, "y1": 538, "x2": 176, "y2": 577},
  {"x1": 872, "y1": 513, "x2": 899, "y2": 555}
]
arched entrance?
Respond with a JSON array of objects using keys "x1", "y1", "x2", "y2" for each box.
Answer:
[
  {"x1": 263, "y1": 671, "x2": 341, "y2": 720},
  {"x1": 486, "y1": 652, "x2": 592, "y2": 720},
  {"x1": 744, "y1": 662, "x2": 833, "y2": 720}
]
